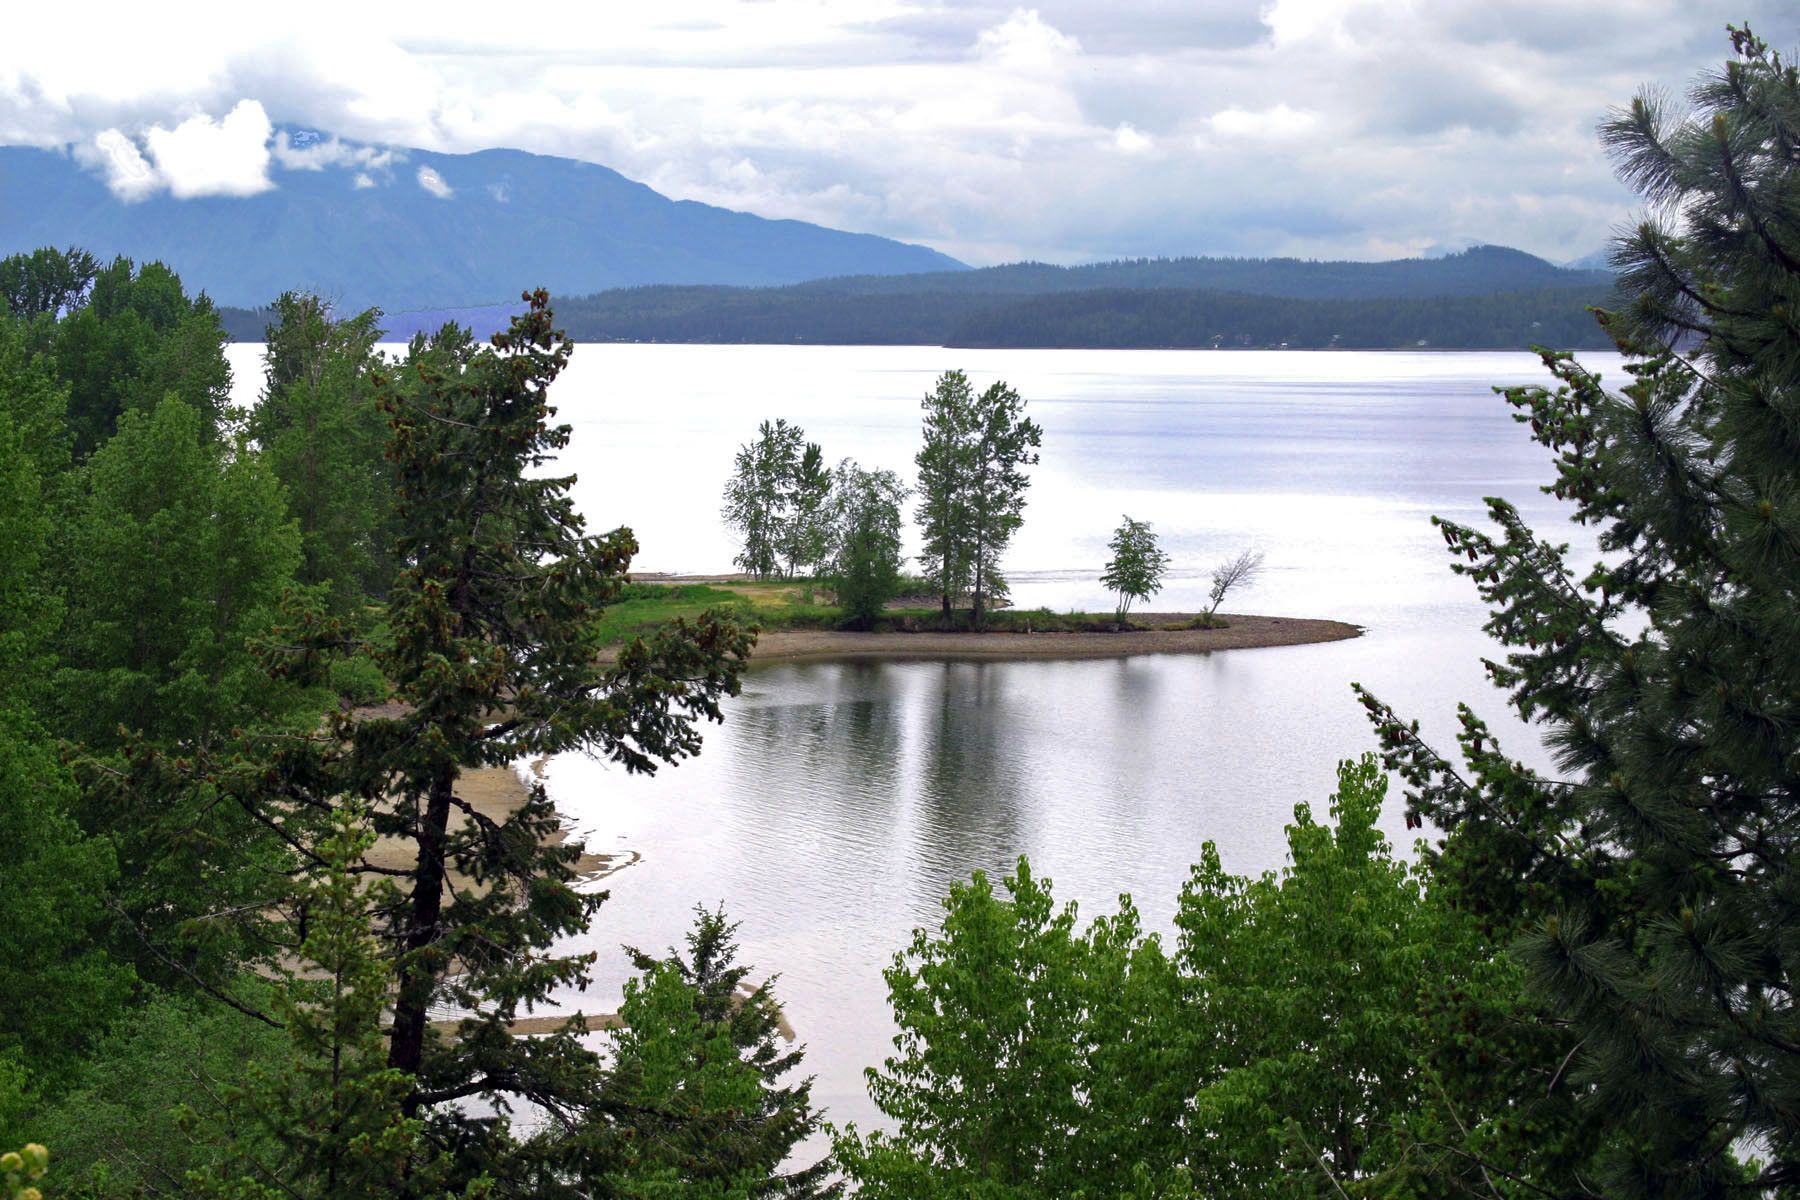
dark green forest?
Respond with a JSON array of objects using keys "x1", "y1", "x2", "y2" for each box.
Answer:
[
  {"x1": 217, "y1": 245, "x2": 1614, "y2": 349},
  {"x1": 1, "y1": 26, "x2": 1797, "y2": 1199}
]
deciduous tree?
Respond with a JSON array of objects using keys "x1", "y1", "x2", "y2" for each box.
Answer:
[
  {"x1": 827, "y1": 460, "x2": 907, "y2": 628},
  {"x1": 1100, "y1": 516, "x2": 1169, "y2": 623}
]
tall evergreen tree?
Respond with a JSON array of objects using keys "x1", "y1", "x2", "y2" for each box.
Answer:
[
  {"x1": 535, "y1": 906, "x2": 841, "y2": 1197},
  {"x1": 1358, "y1": 27, "x2": 1800, "y2": 1195},
  {"x1": 217, "y1": 292, "x2": 754, "y2": 1188}
]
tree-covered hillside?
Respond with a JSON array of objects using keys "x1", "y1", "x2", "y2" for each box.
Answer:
[{"x1": 0, "y1": 136, "x2": 963, "y2": 312}]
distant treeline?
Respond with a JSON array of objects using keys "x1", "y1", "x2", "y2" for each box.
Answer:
[
  {"x1": 218, "y1": 244, "x2": 1618, "y2": 349},
  {"x1": 532, "y1": 281, "x2": 1612, "y2": 350}
]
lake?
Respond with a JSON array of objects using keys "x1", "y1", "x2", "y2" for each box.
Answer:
[{"x1": 230, "y1": 342, "x2": 1620, "y2": 1135}]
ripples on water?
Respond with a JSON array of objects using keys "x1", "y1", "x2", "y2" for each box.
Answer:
[{"x1": 225, "y1": 343, "x2": 1621, "y2": 1133}]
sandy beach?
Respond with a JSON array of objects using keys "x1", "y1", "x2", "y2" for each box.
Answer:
[{"x1": 746, "y1": 612, "x2": 1361, "y2": 664}]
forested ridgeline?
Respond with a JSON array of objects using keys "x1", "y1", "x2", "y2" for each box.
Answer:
[{"x1": 216, "y1": 244, "x2": 1615, "y2": 348}]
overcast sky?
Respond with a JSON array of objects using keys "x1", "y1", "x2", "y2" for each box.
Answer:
[{"x1": 2, "y1": 1, "x2": 1792, "y2": 265}]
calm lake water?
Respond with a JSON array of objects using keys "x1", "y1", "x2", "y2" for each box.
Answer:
[{"x1": 231, "y1": 343, "x2": 1621, "y2": 1134}]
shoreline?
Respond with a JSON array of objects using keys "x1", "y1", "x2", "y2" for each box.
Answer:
[{"x1": 745, "y1": 612, "x2": 1362, "y2": 666}]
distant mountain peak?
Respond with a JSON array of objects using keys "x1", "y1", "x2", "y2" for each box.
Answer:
[{"x1": 0, "y1": 133, "x2": 965, "y2": 310}]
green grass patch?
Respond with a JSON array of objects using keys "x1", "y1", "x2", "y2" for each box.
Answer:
[{"x1": 596, "y1": 581, "x2": 842, "y2": 645}]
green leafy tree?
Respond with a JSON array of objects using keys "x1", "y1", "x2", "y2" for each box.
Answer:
[
  {"x1": 0, "y1": 245, "x2": 97, "y2": 319},
  {"x1": 1099, "y1": 516, "x2": 1169, "y2": 623},
  {"x1": 723, "y1": 419, "x2": 807, "y2": 578},
  {"x1": 24, "y1": 992, "x2": 287, "y2": 1194},
  {"x1": 827, "y1": 460, "x2": 908, "y2": 628},
  {"x1": 49, "y1": 256, "x2": 233, "y2": 458},
  {"x1": 914, "y1": 370, "x2": 974, "y2": 619},
  {"x1": 834, "y1": 860, "x2": 1185, "y2": 1199},
  {"x1": 963, "y1": 380, "x2": 1041, "y2": 626},
  {"x1": 1356, "y1": 27, "x2": 1800, "y2": 1195},
  {"x1": 54, "y1": 397, "x2": 305, "y2": 753},
  {"x1": 248, "y1": 292, "x2": 396, "y2": 614},
  {"x1": 780, "y1": 442, "x2": 835, "y2": 578},
  {"x1": 912, "y1": 371, "x2": 1040, "y2": 626},
  {"x1": 1174, "y1": 756, "x2": 1430, "y2": 1196},
  {"x1": 0, "y1": 708, "x2": 132, "y2": 1090}
]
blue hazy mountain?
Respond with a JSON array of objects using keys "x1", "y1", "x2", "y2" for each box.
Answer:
[{"x1": 0, "y1": 132, "x2": 964, "y2": 311}]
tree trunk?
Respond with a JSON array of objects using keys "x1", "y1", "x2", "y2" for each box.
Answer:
[{"x1": 389, "y1": 765, "x2": 454, "y2": 1106}]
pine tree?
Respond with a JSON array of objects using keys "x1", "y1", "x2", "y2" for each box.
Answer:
[
  {"x1": 1357, "y1": 27, "x2": 1800, "y2": 1195},
  {"x1": 192, "y1": 808, "x2": 470, "y2": 1200},
  {"x1": 221, "y1": 291, "x2": 755, "y2": 1187},
  {"x1": 619, "y1": 906, "x2": 839, "y2": 1198}
]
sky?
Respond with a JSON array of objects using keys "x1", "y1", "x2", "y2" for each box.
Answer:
[{"x1": 1, "y1": 0, "x2": 1792, "y2": 266}]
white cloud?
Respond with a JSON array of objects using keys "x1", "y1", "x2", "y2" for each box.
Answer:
[
  {"x1": 75, "y1": 99, "x2": 272, "y2": 200},
  {"x1": 488, "y1": 181, "x2": 509, "y2": 202},
  {"x1": 80, "y1": 129, "x2": 160, "y2": 201},
  {"x1": 142, "y1": 99, "x2": 274, "y2": 197},
  {"x1": 1207, "y1": 104, "x2": 1316, "y2": 140},
  {"x1": 273, "y1": 130, "x2": 397, "y2": 172},
  {"x1": 975, "y1": 9, "x2": 1081, "y2": 70},
  {"x1": 0, "y1": 0, "x2": 1784, "y2": 263},
  {"x1": 416, "y1": 164, "x2": 453, "y2": 198},
  {"x1": 1112, "y1": 123, "x2": 1152, "y2": 155}
]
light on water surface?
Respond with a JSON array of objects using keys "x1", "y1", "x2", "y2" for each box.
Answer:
[{"x1": 230, "y1": 342, "x2": 1621, "y2": 1133}]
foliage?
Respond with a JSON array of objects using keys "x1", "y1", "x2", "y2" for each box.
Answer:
[
  {"x1": 913, "y1": 370, "x2": 1041, "y2": 624},
  {"x1": 0, "y1": 245, "x2": 97, "y2": 319},
  {"x1": 544, "y1": 906, "x2": 836, "y2": 1197},
  {"x1": 213, "y1": 291, "x2": 754, "y2": 1185},
  {"x1": 48, "y1": 256, "x2": 233, "y2": 459},
  {"x1": 913, "y1": 370, "x2": 974, "y2": 617},
  {"x1": 963, "y1": 380, "x2": 1042, "y2": 625},
  {"x1": 723, "y1": 419, "x2": 834, "y2": 578},
  {"x1": 248, "y1": 292, "x2": 397, "y2": 614},
  {"x1": 1173, "y1": 756, "x2": 1429, "y2": 1195},
  {"x1": 190, "y1": 808, "x2": 472, "y2": 1200},
  {"x1": 0, "y1": 708, "x2": 131, "y2": 1086},
  {"x1": 1355, "y1": 27, "x2": 1800, "y2": 1195},
  {"x1": 1099, "y1": 516, "x2": 1169, "y2": 621},
  {"x1": 781, "y1": 442, "x2": 835, "y2": 579},
  {"x1": 827, "y1": 460, "x2": 908, "y2": 628},
  {"x1": 836, "y1": 757, "x2": 1507, "y2": 1198},
  {"x1": 0, "y1": 1143, "x2": 48, "y2": 1200},
  {"x1": 23, "y1": 992, "x2": 287, "y2": 1196},
  {"x1": 834, "y1": 857, "x2": 1184, "y2": 1199},
  {"x1": 53, "y1": 397, "x2": 306, "y2": 752},
  {"x1": 620, "y1": 906, "x2": 838, "y2": 1197}
]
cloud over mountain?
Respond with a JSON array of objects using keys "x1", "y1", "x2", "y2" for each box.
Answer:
[{"x1": 0, "y1": 1, "x2": 1786, "y2": 264}]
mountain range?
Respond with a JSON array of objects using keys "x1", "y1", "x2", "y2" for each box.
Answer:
[{"x1": 0, "y1": 132, "x2": 963, "y2": 311}]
